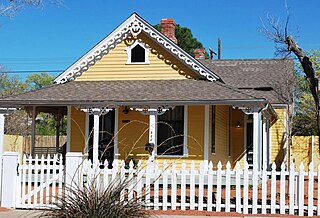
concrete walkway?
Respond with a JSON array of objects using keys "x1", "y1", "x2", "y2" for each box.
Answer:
[{"x1": 0, "y1": 209, "x2": 43, "y2": 218}]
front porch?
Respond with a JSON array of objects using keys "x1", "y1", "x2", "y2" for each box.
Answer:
[{"x1": 1, "y1": 103, "x2": 276, "y2": 171}]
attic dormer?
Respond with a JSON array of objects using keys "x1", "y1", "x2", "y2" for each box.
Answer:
[{"x1": 126, "y1": 40, "x2": 150, "y2": 64}]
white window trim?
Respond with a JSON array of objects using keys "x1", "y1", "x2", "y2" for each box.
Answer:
[
  {"x1": 155, "y1": 105, "x2": 188, "y2": 157},
  {"x1": 126, "y1": 40, "x2": 150, "y2": 64}
]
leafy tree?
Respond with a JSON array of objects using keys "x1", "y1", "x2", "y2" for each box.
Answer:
[
  {"x1": 26, "y1": 72, "x2": 54, "y2": 90},
  {"x1": 153, "y1": 24, "x2": 207, "y2": 57},
  {"x1": 0, "y1": 71, "x2": 27, "y2": 98}
]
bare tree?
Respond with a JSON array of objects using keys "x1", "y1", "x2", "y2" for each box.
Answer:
[
  {"x1": 260, "y1": 12, "x2": 320, "y2": 137},
  {"x1": 0, "y1": 0, "x2": 63, "y2": 18}
]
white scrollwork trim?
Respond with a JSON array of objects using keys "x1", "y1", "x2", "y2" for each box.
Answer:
[{"x1": 55, "y1": 14, "x2": 218, "y2": 84}]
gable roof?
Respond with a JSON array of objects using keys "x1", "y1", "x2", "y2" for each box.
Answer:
[
  {"x1": 54, "y1": 13, "x2": 220, "y2": 84},
  {"x1": 199, "y1": 58, "x2": 294, "y2": 104}
]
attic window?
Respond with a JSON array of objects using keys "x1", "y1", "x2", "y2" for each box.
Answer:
[{"x1": 126, "y1": 41, "x2": 150, "y2": 64}]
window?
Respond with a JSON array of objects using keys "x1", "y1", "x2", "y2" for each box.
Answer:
[
  {"x1": 131, "y1": 44, "x2": 145, "y2": 62},
  {"x1": 126, "y1": 40, "x2": 150, "y2": 64},
  {"x1": 157, "y1": 106, "x2": 184, "y2": 156},
  {"x1": 211, "y1": 105, "x2": 216, "y2": 153}
]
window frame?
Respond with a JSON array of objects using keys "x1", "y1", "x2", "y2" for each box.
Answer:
[
  {"x1": 126, "y1": 40, "x2": 150, "y2": 65},
  {"x1": 155, "y1": 106, "x2": 188, "y2": 157}
]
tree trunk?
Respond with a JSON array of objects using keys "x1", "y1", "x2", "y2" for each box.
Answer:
[{"x1": 285, "y1": 36, "x2": 320, "y2": 136}]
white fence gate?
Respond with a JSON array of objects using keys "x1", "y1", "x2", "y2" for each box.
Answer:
[{"x1": 15, "y1": 154, "x2": 64, "y2": 209}]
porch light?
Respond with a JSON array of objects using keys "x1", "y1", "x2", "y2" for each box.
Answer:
[
  {"x1": 236, "y1": 121, "x2": 241, "y2": 128},
  {"x1": 122, "y1": 106, "x2": 130, "y2": 114}
]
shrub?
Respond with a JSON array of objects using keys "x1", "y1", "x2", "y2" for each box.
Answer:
[{"x1": 41, "y1": 177, "x2": 152, "y2": 218}]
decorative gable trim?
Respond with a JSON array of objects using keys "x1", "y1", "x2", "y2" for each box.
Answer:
[{"x1": 54, "y1": 13, "x2": 220, "y2": 84}]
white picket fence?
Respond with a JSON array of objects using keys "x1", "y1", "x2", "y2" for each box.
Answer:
[
  {"x1": 2, "y1": 152, "x2": 319, "y2": 216},
  {"x1": 79, "y1": 158, "x2": 319, "y2": 216},
  {"x1": 16, "y1": 154, "x2": 64, "y2": 209}
]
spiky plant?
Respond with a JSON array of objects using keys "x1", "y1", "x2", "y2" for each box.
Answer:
[{"x1": 41, "y1": 177, "x2": 152, "y2": 218}]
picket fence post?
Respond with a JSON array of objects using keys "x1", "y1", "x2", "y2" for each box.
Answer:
[
  {"x1": 198, "y1": 161, "x2": 204, "y2": 211},
  {"x1": 308, "y1": 162, "x2": 314, "y2": 217},
  {"x1": 298, "y1": 163, "x2": 304, "y2": 216},
  {"x1": 162, "y1": 161, "x2": 168, "y2": 211},
  {"x1": 289, "y1": 161, "x2": 295, "y2": 215},
  {"x1": 225, "y1": 162, "x2": 231, "y2": 212},
  {"x1": 271, "y1": 163, "x2": 276, "y2": 214},
  {"x1": 216, "y1": 161, "x2": 222, "y2": 212},
  {"x1": 207, "y1": 161, "x2": 213, "y2": 212},
  {"x1": 261, "y1": 162, "x2": 267, "y2": 214},
  {"x1": 235, "y1": 162, "x2": 241, "y2": 213},
  {"x1": 243, "y1": 161, "x2": 249, "y2": 214},
  {"x1": 1, "y1": 152, "x2": 19, "y2": 208},
  {"x1": 181, "y1": 161, "x2": 186, "y2": 211},
  {"x1": 190, "y1": 161, "x2": 195, "y2": 210},
  {"x1": 65, "y1": 152, "x2": 83, "y2": 189},
  {"x1": 280, "y1": 162, "x2": 286, "y2": 214},
  {"x1": 252, "y1": 163, "x2": 258, "y2": 214},
  {"x1": 154, "y1": 160, "x2": 159, "y2": 210}
]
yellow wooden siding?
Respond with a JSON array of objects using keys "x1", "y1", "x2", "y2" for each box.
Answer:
[
  {"x1": 117, "y1": 107, "x2": 149, "y2": 161},
  {"x1": 187, "y1": 105, "x2": 204, "y2": 159},
  {"x1": 230, "y1": 109, "x2": 245, "y2": 167},
  {"x1": 270, "y1": 108, "x2": 286, "y2": 166},
  {"x1": 76, "y1": 32, "x2": 199, "y2": 81},
  {"x1": 209, "y1": 105, "x2": 231, "y2": 168},
  {"x1": 70, "y1": 107, "x2": 86, "y2": 152},
  {"x1": 292, "y1": 136, "x2": 319, "y2": 171}
]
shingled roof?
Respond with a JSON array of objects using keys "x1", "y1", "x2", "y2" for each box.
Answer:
[
  {"x1": 0, "y1": 79, "x2": 267, "y2": 108},
  {"x1": 199, "y1": 58, "x2": 294, "y2": 104}
]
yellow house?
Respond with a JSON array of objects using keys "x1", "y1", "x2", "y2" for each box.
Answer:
[{"x1": 0, "y1": 13, "x2": 293, "y2": 170}]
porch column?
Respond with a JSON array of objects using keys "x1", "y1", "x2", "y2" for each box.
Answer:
[
  {"x1": 149, "y1": 109, "x2": 157, "y2": 162},
  {"x1": 0, "y1": 113, "x2": 5, "y2": 204},
  {"x1": 262, "y1": 118, "x2": 268, "y2": 169},
  {"x1": 31, "y1": 106, "x2": 36, "y2": 156},
  {"x1": 92, "y1": 109, "x2": 100, "y2": 167},
  {"x1": 88, "y1": 108, "x2": 112, "y2": 167},
  {"x1": 253, "y1": 111, "x2": 262, "y2": 170}
]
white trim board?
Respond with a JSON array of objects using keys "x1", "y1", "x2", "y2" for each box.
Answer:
[{"x1": 54, "y1": 13, "x2": 220, "y2": 84}]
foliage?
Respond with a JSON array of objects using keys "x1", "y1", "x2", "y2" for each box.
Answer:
[
  {"x1": 0, "y1": 71, "x2": 66, "y2": 135},
  {"x1": 26, "y1": 72, "x2": 54, "y2": 90},
  {"x1": 292, "y1": 50, "x2": 320, "y2": 135},
  {"x1": 153, "y1": 24, "x2": 207, "y2": 57},
  {"x1": 0, "y1": 72, "x2": 27, "y2": 98},
  {"x1": 42, "y1": 178, "x2": 151, "y2": 218}
]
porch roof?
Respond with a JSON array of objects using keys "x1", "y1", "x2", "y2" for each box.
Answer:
[{"x1": 0, "y1": 79, "x2": 268, "y2": 108}]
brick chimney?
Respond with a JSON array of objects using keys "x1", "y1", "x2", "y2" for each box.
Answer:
[
  {"x1": 194, "y1": 48, "x2": 206, "y2": 59},
  {"x1": 161, "y1": 18, "x2": 177, "y2": 44}
]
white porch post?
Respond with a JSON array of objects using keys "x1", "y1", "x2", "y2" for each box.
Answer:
[
  {"x1": 0, "y1": 113, "x2": 5, "y2": 204},
  {"x1": 262, "y1": 118, "x2": 268, "y2": 169},
  {"x1": 92, "y1": 109, "x2": 100, "y2": 167},
  {"x1": 149, "y1": 109, "x2": 157, "y2": 162},
  {"x1": 31, "y1": 106, "x2": 36, "y2": 156},
  {"x1": 253, "y1": 111, "x2": 262, "y2": 170},
  {"x1": 204, "y1": 105, "x2": 209, "y2": 161},
  {"x1": 67, "y1": 106, "x2": 71, "y2": 153}
]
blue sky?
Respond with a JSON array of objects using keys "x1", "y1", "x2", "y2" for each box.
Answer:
[{"x1": 0, "y1": 0, "x2": 319, "y2": 78}]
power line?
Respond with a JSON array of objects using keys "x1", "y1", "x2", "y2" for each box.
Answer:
[{"x1": 1, "y1": 70, "x2": 64, "y2": 74}]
